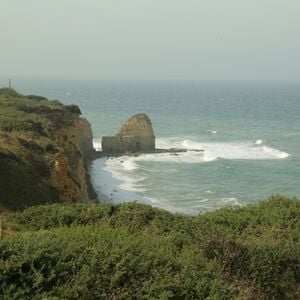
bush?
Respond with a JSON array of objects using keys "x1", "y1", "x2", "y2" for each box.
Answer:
[
  {"x1": 0, "y1": 226, "x2": 232, "y2": 299},
  {"x1": 0, "y1": 87, "x2": 21, "y2": 98},
  {"x1": 26, "y1": 94, "x2": 48, "y2": 101},
  {"x1": 64, "y1": 104, "x2": 81, "y2": 115},
  {"x1": 1, "y1": 197, "x2": 299, "y2": 298}
]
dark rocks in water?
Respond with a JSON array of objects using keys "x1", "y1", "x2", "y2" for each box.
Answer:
[
  {"x1": 95, "y1": 147, "x2": 204, "y2": 158},
  {"x1": 102, "y1": 113, "x2": 155, "y2": 154}
]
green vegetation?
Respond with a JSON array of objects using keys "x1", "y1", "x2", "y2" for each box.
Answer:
[
  {"x1": 0, "y1": 88, "x2": 80, "y2": 133},
  {"x1": 1, "y1": 195, "x2": 299, "y2": 299},
  {"x1": 0, "y1": 89, "x2": 82, "y2": 210}
]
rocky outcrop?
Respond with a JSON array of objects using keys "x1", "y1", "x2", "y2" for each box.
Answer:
[
  {"x1": 0, "y1": 92, "x2": 97, "y2": 210},
  {"x1": 102, "y1": 113, "x2": 155, "y2": 153},
  {"x1": 49, "y1": 117, "x2": 96, "y2": 203},
  {"x1": 79, "y1": 118, "x2": 95, "y2": 159}
]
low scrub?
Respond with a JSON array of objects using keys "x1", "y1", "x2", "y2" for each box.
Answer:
[{"x1": 0, "y1": 196, "x2": 299, "y2": 299}]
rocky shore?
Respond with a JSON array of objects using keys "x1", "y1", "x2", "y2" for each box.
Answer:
[{"x1": 95, "y1": 147, "x2": 204, "y2": 158}]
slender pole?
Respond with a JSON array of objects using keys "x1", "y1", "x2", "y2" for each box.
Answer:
[{"x1": 8, "y1": 78, "x2": 11, "y2": 89}]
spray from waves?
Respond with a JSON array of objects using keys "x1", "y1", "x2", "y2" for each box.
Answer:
[
  {"x1": 92, "y1": 156, "x2": 245, "y2": 215},
  {"x1": 94, "y1": 137, "x2": 289, "y2": 200},
  {"x1": 155, "y1": 137, "x2": 289, "y2": 161},
  {"x1": 93, "y1": 138, "x2": 102, "y2": 151},
  {"x1": 261, "y1": 146, "x2": 289, "y2": 159},
  {"x1": 95, "y1": 137, "x2": 289, "y2": 193},
  {"x1": 103, "y1": 157, "x2": 145, "y2": 192},
  {"x1": 91, "y1": 137, "x2": 290, "y2": 214}
]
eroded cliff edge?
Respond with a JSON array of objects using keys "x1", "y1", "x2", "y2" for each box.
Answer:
[{"x1": 0, "y1": 88, "x2": 96, "y2": 210}]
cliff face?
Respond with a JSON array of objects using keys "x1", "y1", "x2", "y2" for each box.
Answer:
[
  {"x1": 0, "y1": 89, "x2": 96, "y2": 210},
  {"x1": 50, "y1": 117, "x2": 95, "y2": 203},
  {"x1": 78, "y1": 118, "x2": 94, "y2": 159}
]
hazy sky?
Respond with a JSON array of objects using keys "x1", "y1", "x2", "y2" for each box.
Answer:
[{"x1": 1, "y1": 0, "x2": 300, "y2": 81}]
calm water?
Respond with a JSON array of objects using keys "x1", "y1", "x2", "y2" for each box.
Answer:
[{"x1": 13, "y1": 79, "x2": 300, "y2": 214}]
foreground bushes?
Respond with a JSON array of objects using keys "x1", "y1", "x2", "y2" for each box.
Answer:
[
  {"x1": 0, "y1": 196, "x2": 299, "y2": 299},
  {"x1": 0, "y1": 227, "x2": 232, "y2": 299}
]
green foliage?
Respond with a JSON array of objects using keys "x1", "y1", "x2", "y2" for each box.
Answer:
[
  {"x1": 0, "y1": 91, "x2": 79, "y2": 133},
  {"x1": 26, "y1": 94, "x2": 48, "y2": 101},
  {"x1": 64, "y1": 104, "x2": 81, "y2": 115},
  {"x1": 0, "y1": 225, "x2": 231, "y2": 299},
  {"x1": 1, "y1": 196, "x2": 299, "y2": 299},
  {"x1": 0, "y1": 87, "x2": 21, "y2": 98}
]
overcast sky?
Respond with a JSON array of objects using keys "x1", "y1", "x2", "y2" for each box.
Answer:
[{"x1": 1, "y1": 0, "x2": 300, "y2": 81}]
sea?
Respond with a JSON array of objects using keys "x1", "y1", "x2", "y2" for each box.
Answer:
[{"x1": 12, "y1": 79, "x2": 300, "y2": 214}]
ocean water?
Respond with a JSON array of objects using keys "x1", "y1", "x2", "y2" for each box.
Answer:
[{"x1": 13, "y1": 79, "x2": 300, "y2": 214}]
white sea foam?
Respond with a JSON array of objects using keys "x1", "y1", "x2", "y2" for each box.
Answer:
[
  {"x1": 262, "y1": 146, "x2": 289, "y2": 159},
  {"x1": 93, "y1": 138, "x2": 102, "y2": 151},
  {"x1": 93, "y1": 137, "x2": 289, "y2": 201},
  {"x1": 91, "y1": 137, "x2": 289, "y2": 214},
  {"x1": 91, "y1": 158, "x2": 147, "y2": 202},
  {"x1": 103, "y1": 157, "x2": 144, "y2": 192},
  {"x1": 221, "y1": 197, "x2": 242, "y2": 206},
  {"x1": 206, "y1": 190, "x2": 214, "y2": 194},
  {"x1": 156, "y1": 138, "x2": 289, "y2": 161}
]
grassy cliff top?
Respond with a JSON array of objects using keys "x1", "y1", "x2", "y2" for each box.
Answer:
[
  {"x1": 1, "y1": 195, "x2": 299, "y2": 299},
  {"x1": 0, "y1": 88, "x2": 81, "y2": 133}
]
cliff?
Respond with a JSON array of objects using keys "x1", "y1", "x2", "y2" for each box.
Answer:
[{"x1": 0, "y1": 88, "x2": 96, "y2": 210}]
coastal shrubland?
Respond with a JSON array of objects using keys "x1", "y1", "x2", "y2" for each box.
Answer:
[{"x1": 0, "y1": 195, "x2": 299, "y2": 299}]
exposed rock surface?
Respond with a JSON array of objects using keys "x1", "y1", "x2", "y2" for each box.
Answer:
[
  {"x1": 50, "y1": 117, "x2": 96, "y2": 203},
  {"x1": 0, "y1": 91, "x2": 96, "y2": 210},
  {"x1": 79, "y1": 118, "x2": 95, "y2": 159},
  {"x1": 102, "y1": 113, "x2": 155, "y2": 153}
]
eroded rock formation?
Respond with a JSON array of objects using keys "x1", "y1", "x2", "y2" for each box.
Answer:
[
  {"x1": 50, "y1": 117, "x2": 96, "y2": 203},
  {"x1": 102, "y1": 113, "x2": 155, "y2": 153},
  {"x1": 0, "y1": 92, "x2": 97, "y2": 210}
]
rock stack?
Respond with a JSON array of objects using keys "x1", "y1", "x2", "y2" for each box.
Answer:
[{"x1": 102, "y1": 113, "x2": 155, "y2": 153}]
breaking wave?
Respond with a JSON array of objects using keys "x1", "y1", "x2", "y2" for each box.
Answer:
[
  {"x1": 91, "y1": 137, "x2": 289, "y2": 214},
  {"x1": 154, "y1": 137, "x2": 289, "y2": 162}
]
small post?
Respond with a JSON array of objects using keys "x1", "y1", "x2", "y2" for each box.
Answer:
[{"x1": 8, "y1": 78, "x2": 11, "y2": 89}]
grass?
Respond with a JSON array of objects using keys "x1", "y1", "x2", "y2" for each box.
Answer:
[
  {"x1": 0, "y1": 195, "x2": 299, "y2": 299},
  {"x1": 0, "y1": 88, "x2": 81, "y2": 133}
]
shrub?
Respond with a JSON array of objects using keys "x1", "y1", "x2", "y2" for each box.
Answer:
[
  {"x1": 0, "y1": 87, "x2": 21, "y2": 98},
  {"x1": 26, "y1": 94, "x2": 48, "y2": 101},
  {"x1": 0, "y1": 226, "x2": 233, "y2": 299},
  {"x1": 64, "y1": 104, "x2": 81, "y2": 115}
]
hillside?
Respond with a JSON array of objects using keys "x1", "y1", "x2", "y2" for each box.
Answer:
[
  {"x1": 0, "y1": 195, "x2": 299, "y2": 299},
  {"x1": 0, "y1": 88, "x2": 96, "y2": 210}
]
